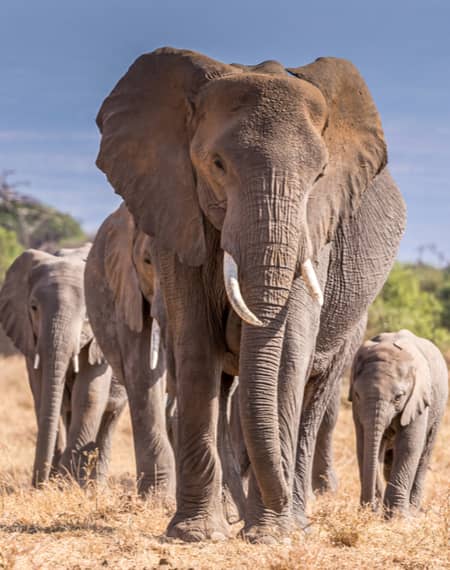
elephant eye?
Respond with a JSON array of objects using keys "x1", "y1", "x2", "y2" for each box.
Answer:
[
  {"x1": 30, "y1": 303, "x2": 38, "y2": 312},
  {"x1": 394, "y1": 392, "x2": 404, "y2": 402},
  {"x1": 213, "y1": 156, "x2": 226, "y2": 173},
  {"x1": 144, "y1": 257, "x2": 152, "y2": 265}
]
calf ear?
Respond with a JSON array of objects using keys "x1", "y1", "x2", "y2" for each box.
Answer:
[
  {"x1": 400, "y1": 345, "x2": 432, "y2": 426},
  {"x1": 103, "y1": 204, "x2": 144, "y2": 333}
]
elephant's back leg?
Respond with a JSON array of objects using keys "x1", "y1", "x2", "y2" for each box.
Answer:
[
  {"x1": 311, "y1": 378, "x2": 340, "y2": 494},
  {"x1": 218, "y1": 374, "x2": 246, "y2": 523},
  {"x1": 409, "y1": 423, "x2": 439, "y2": 509}
]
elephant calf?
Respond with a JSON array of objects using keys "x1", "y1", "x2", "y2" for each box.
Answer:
[
  {"x1": 350, "y1": 329, "x2": 448, "y2": 516},
  {"x1": 0, "y1": 245, "x2": 127, "y2": 486}
]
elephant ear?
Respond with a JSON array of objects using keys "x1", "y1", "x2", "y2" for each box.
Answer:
[
  {"x1": 287, "y1": 58, "x2": 387, "y2": 239},
  {"x1": 103, "y1": 203, "x2": 144, "y2": 333},
  {"x1": 96, "y1": 47, "x2": 237, "y2": 266},
  {"x1": 0, "y1": 249, "x2": 51, "y2": 358},
  {"x1": 396, "y1": 341, "x2": 432, "y2": 427}
]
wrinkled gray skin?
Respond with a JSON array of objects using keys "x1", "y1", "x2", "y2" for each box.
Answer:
[
  {"x1": 0, "y1": 245, "x2": 126, "y2": 486},
  {"x1": 95, "y1": 47, "x2": 406, "y2": 542},
  {"x1": 85, "y1": 204, "x2": 246, "y2": 519},
  {"x1": 350, "y1": 329, "x2": 448, "y2": 517}
]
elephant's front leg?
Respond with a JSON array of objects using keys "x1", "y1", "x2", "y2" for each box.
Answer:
[
  {"x1": 311, "y1": 379, "x2": 340, "y2": 494},
  {"x1": 60, "y1": 353, "x2": 111, "y2": 484},
  {"x1": 166, "y1": 292, "x2": 228, "y2": 540}
]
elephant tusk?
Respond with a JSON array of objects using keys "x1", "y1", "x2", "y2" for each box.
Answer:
[
  {"x1": 33, "y1": 353, "x2": 40, "y2": 370},
  {"x1": 223, "y1": 251, "x2": 263, "y2": 327},
  {"x1": 150, "y1": 319, "x2": 160, "y2": 370},
  {"x1": 301, "y1": 259, "x2": 324, "y2": 307},
  {"x1": 72, "y1": 354, "x2": 80, "y2": 374}
]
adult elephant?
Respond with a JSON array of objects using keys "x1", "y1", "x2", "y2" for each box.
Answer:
[
  {"x1": 95, "y1": 47, "x2": 406, "y2": 542},
  {"x1": 0, "y1": 245, "x2": 127, "y2": 486},
  {"x1": 85, "y1": 203, "x2": 245, "y2": 517},
  {"x1": 85, "y1": 204, "x2": 175, "y2": 496}
]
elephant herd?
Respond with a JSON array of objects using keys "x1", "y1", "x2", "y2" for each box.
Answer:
[{"x1": 0, "y1": 47, "x2": 448, "y2": 544}]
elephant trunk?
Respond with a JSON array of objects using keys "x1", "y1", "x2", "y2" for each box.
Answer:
[
  {"x1": 32, "y1": 312, "x2": 82, "y2": 487},
  {"x1": 360, "y1": 402, "x2": 387, "y2": 507},
  {"x1": 229, "y1": 175, "x2": 307, "y2": 512}
]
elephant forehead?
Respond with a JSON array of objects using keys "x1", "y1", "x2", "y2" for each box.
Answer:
[
  {"x1": 196, "y1": 73, "x2": 327, "y2": 126},
  {"x1": 360, "y1": 342, "x2": 413, "y2": 375},
  {"x1": 32, "y1": 260, "x2": 84, "y2": 287}
]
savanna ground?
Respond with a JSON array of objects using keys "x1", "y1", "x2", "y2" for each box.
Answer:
[{"x1": 0, "y1": 355, "x2": 448, "y2": 569}]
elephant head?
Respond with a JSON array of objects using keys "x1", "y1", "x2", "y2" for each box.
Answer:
[
  {"x1": 96, "y1": 47, "x2": 387, "y2": 511},
  {"x1": 0, "y1": 247, "x2": 100, "y2": 485},
  {"x1": 349, "y1": 332, "x2": 432, "y2": 506}
]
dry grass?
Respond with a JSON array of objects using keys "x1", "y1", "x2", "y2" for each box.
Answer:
[{"x1": 0, "y1": 355, "x2": 449, "y2": 569}]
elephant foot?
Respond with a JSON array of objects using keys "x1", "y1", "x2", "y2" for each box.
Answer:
[
  {"x1": 137, "y1": 477, "x2": 175, "y2": 500},
  {"x1": 240, "y1": 522, "x2": 293, "y2": 545},
  {"x1": 383, "y1": 504, "x2": 410, "y2": 520},
  {"x1": 292, "y1": 509, "x2": 313, "y2": 533},
  {"x1": 241, "y1": 512, "x2": 296, "y2": 544},
  {"x1": 312, "y1": 469, "x2": 338, "y2": 494},
  {"x1": 166, "y1": 513, "x2": 230, "y2": 542}
]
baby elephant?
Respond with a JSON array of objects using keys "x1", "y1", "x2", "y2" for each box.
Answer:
[{"x1": 350, "y1": 329, "x2": 448, "y2": 516}]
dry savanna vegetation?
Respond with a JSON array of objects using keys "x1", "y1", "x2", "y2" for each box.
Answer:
[{"x1": 0, "y1": 355, "x2": 449, "y2": 569}]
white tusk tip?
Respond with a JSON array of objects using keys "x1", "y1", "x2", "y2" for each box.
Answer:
[{"x1": 33, "y1": 353, "x2": 40, "y2": 370}]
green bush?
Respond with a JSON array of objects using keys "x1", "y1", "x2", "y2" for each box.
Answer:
[
  {"x1": 368, "y1": 262, "x2": 450, "y2": 352},
  {"x1": 0, "y1": 227, "x2": 23, "y2": 282}
]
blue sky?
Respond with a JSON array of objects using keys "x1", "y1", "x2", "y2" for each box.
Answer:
[{"x1": 1, "y1": 0, "x2": 449, "y2": 263}]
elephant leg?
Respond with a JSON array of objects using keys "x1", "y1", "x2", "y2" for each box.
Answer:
[
  {"x1": 409, "y1": 424, "x2": 438, "y2": 509},
  {"x1": 117, "y1": 314, "x2": 176, "y2": 497},
  {"x1": 165, "y1": 350, "x2": 178, "y2": 455},
  {"x1": 354, "y1": 413, "x2": 365, "y2": 498},
  {"x1": 165, "y1": 274, "x2": 228, "y2": 540},
  {"x1": 311, "y1": 378, "x2": 340, "y2": 494},
  {"x1": 93, "y1": 395, "x2": 127, "y2": 483},
  {"x1": 167, "y1": 340, "x2": 227, "y2": 540},
  {"x1": 383, "y1": 446, "x2": 393, "y2": 490},
  {"x1": 126, "y1": 372, "x2": 176, "y2": 497},
  {"x1": 229, "y1": 382, "x2": 250, "y2": 480},
  {"x1": 50, "y1": 415, "x2": 67, "y2": 477},
  {"x1": 218, "y1": 373, "x2": 246, "y2": 523},
  {"x1": 383, "y1": 415, "x2": 427, "y2": 517},
  {"x1": 293, "y1": 329, "x2": 360, "y2": 525},
  {"x1": 60, "y1": 353, "x2": 112, "y2": 484}
]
